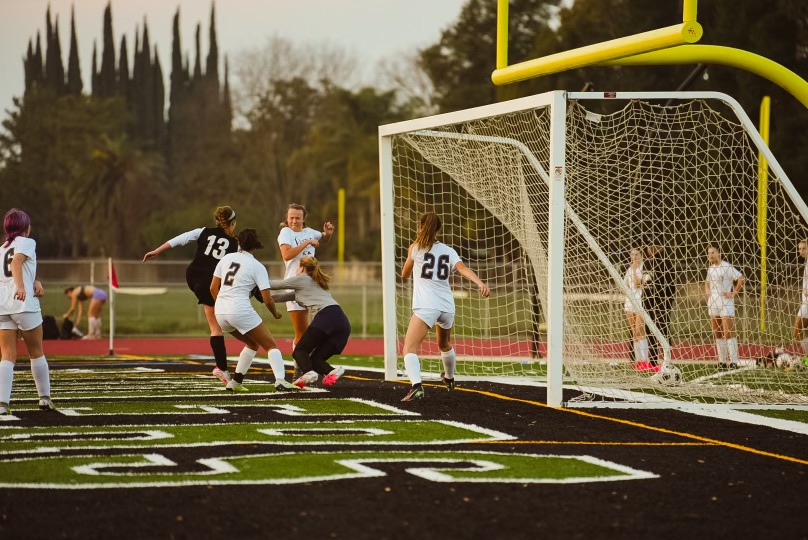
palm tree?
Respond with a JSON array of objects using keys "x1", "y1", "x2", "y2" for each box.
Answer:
[{"x1": 83, "y1": 135, "x2": 166, "y2": 257}]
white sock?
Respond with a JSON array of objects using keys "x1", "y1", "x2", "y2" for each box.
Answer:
[
  {"x1": 440, "y1": 348, "x2": 456, "y2": 379},
  {"x1": 727, "y1": 338, "x2": 739, "y2": 364},
  {"x1": 716, "y1": 339, "x2": 727, "y2": 364},
  {"x1": 801, "y1": 338, "x2": 808, "y2": 356},
  {"x1": 30, "y1": 356, "x2": 50, "y2": 398},
  {"x1": 268, "y1": 348, "x2": 286, "y2": 382},
  {"x1": 404, "y1": 353, "x2": 421, "y2": 385},
  {"x1": 0, "y1": 360, "x2": 14, "y2": 405},
  {"x1": 638, "y1": 339, "x2": 649, "y2": 361},
  {"x1": 633, "y1": 340, "x2": 641, "y2": 362},
  {"x1": 89, "y1": 317, "x2": 100, "y2": 337},
  {"x1": 235, "y1": 347, "x2": 258, "y2": 376}
]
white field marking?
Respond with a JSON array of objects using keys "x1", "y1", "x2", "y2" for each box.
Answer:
[
  {"x1": 257, "y1": 427, "x2": 395, "y2": 437},
  {"x1": 8, "y1": 389, "x2": 328, "y2": 401},
  {"x1": 59, "y1": 408, "x2": 94, "y2": 416},
  {"x1": 174, "y1": 405, "x2": 230, "y2": 414},
  {"x1": 437, "y1": 419, "x2": 517, "y2": 441},
  {"x1": 690, "y1": 365, "x2": 756, "y2": 384},
  {"x1": 341, "y1": 455, "x2": 658, "y2": 484},
  {"x1": 195, "y1": 458, "x2": 241, "y2": 474},
  {"x1": 0, "y1": 414, "x2": 20, "y2": 422},
  {"x1": 49, "y1": 399, "x2": 417, "y2": 417},
  {"x1": 341, "y1": 398, "x2": 420, "y2": 416},
  {"x1": 0, "y1": 450, "x2": 658, "y2": 489},
  {"x1": 73, "y1": 453, "x2": 176, "y2": 476},
  {"x1": 59, "y1": 367, "x2": 165, "y2": 374},
  {"x1": 680, "y1": 408, "x2": 808, "y2": 435},
  {"x1": 0, "y1": 419, "x2": 507, "y2": 453},
  {"x1": 1, "y1": 430, "x2": 173, "y2": 442}
]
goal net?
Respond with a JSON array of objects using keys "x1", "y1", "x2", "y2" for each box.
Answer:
[{"x1": 379, "y1": 91, "x2": 808, "y2": 406}]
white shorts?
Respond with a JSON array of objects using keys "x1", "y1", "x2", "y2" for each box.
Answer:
[
  {"x1": 286, "y1": 300, "x2": 307, "y2": 312},
  {"x1": 413, "y1": 308, "x2": 454, "y2": 330},
  {"x1": 798, "y1": 299, "x2": 808, "y2": 319},
  {"x1": 215, "y1": 310, "x2": 263, "y2": 335},
  {"x1": 0, "y1": 312, "x2": 43, "y2": 332},
  {"x1": 624, "y1": 291, "x2": 642, "y2": 313},
  {"x1": 707, "y1": 296, "x2": 734, "y2": 318}
]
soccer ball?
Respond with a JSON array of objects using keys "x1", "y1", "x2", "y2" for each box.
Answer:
[
  {"x1": 641, "y1": 272, "x2": 652, "y2": 285},
  {"x1": 655, "y1": 363, "x2": 682, "y2": 386}
]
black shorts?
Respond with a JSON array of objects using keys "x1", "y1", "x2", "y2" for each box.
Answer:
[
  {"x1": 309, "y1": 305, "x2": 352, "y2": 352},
  {"x1": 186, "y1": 268, "x2": 214, "y2": 307}
]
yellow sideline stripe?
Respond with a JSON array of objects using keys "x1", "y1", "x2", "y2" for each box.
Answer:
[
  {"x1": 479, "y1": 441, "x2": 714, "y2": 446},
  {"x1": 453, "y1": 387, "x2": 808, "y2": 466}
]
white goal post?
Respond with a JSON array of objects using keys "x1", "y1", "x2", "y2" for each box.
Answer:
[{"x1": 379, "y1": 90, "x2": 808, "y2": 408}]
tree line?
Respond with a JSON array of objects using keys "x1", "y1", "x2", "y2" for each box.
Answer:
[{"x1": 0, "y1": 0, "x2": 806, "y2": 261}]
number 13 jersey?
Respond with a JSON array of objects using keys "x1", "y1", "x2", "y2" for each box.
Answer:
[
  {"x1": 168, "y1": 227, "x2": 238, "y2": 280},
  {"x1": 411, "y1": 242, "x2": 461, "y2": 313}
]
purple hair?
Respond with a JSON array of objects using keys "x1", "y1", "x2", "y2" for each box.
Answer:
[{"x1": 3, "y1": 208, "x2": 31, "y2": 248}]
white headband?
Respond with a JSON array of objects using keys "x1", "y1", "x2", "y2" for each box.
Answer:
[{"x1": 229, "y1": 210, "x2": 236, "y2": 221}]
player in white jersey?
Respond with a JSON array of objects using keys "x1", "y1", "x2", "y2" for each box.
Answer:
[
  {"x1": 0, "y1": 209, "x2": 54, "y2": 415},
  {"x1": 623, "y1": 247, "x2": 648, "y2": 364},
  {"x1": 399, "y1": 212, "x2": 490, "y2": 402},
  {"x1": 705, "y1": 245, "x2": 744, "y2": 368},
  {"x1": 793, "y1": 240, "x2": 808, "y2": 355},
  {"x1": 277, "y1": 203, "x2": 334, "y2": 351},
  {"x1": 211, "y1": 228, "x2": 298, "y2": 392}
]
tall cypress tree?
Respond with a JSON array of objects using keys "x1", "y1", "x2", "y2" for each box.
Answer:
[
  {"x1": 153, "y1": 48, "x2": 166, "y2": 151},
  {"x1": 33, "y1": 33, "x2": 44, "y2": 86},
  {"x1": 206, "y1": 4, "x2": 219, "y2": 98},
  {"x1": 222, "y1": 56, "x2": 232, "y2": 130},
  {"x1": 44, "y1": 9, "x2": 65, "y2": 93},
  {"x1": 91, "y1": 41, "x2": 99, "y2": 96},
  {"x1": 66, "y1": 7, "x2": 83, "y2": 95},
  {"x1": 119, "y1": 35, "x2": 130, "y2": 102},
  {"x1": 24, "y1": 40, "x2": 34, "y2": 92},
  {"x1": 98, "y1": 2, "x2": 116, "y2": 98}
]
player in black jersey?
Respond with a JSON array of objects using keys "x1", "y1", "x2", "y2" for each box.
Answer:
[{"x1": 142, "y1": 206, "x2": 239, "y2": 384}]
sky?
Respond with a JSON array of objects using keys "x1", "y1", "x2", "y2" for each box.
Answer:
[{"x1": 0, "y1": 0, "x2": 467, "y2": 116}]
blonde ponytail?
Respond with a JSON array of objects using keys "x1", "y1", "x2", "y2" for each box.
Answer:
[{"x1": 299, "y1": 256, "x2": 331, "y2": 290}]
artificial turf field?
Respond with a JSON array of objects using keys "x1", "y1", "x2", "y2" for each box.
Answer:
[{"x1": 0, "y1": 356, "x2": 806, "y2": 540}]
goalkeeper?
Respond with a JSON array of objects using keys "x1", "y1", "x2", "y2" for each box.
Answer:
[{"x1": 643, "y1": 241, "x2": 676, "y2": 366}]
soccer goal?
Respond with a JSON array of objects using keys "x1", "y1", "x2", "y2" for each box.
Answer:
[{"x1": 379, "y1": 90, "x2": 808, "y2": 407}]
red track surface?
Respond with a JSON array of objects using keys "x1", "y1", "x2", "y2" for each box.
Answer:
[
  {"x1": 25, "y1": 338, "x2": 387, "y2": 357},
  {"x1": 21, "y1": 337, "x2": 781, "y2": 360}
]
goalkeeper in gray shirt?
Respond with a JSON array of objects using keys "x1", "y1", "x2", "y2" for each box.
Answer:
[{"x1": 270, "y1": 256, "x2": 349, "y2": 387}]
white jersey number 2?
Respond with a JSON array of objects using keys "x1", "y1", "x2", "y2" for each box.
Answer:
[{"x1": 205, "y1": 236, "x2": 231, "y2": 259}]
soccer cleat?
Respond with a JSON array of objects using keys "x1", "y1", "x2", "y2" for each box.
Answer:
[
  {"x1": 0, "y1": 404, "x2": 9, "y2": 416},
  {"x1": 275, "y1": 380, "x2": 301, "y2": 392},
  {"x1": 401, "y1": 385, "x2": 425, "y2": 402},
  {"x1": 212, "y1": 367, "x2": 232, "y2": 386},
  {"x1": 292, "y1": 370, "x2": 319, "y2": 388},
  {"x1": 38, "y1": 398, "x2": 56, "y2": 411},
  {"x1": 225, "y1": 379, "x2": 248, "y2": 392},
  {"x1": 322, "y1": 366, "x2": 345, "y2": 387},
  {"x1": 440, "y1": 372, "x2": 456, "y2": 391}
]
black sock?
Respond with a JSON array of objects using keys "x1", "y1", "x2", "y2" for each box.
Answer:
[
  {"x1": 233, "y1": 372, "x2": 244, "y2": 383},
  {"x1": 210, "y1": 336, "x2": 227, "y2": 371},
  {"x1": 413, "y1": 382, "x2": 422, "y2": 389}
]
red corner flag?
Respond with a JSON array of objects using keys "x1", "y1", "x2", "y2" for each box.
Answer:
[{"x1": 108, "y1": 262, "x2": 119, "y2": 289}]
